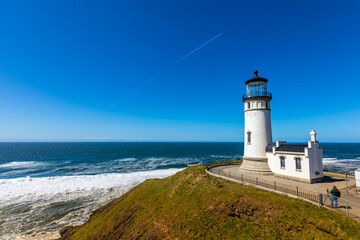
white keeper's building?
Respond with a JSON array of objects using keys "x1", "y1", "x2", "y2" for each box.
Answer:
[{"x1": 239, "y1": 71, "x2": 324, "y2": 183}]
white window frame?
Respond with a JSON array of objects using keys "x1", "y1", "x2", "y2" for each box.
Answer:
[
  {"x1": 280, "y1": 156, "x2": 286, "y2": 169},
  {"x1": 247, "y1": 131, "x2": 252, "y2": 145},
  {"x1": 295, "y1": 157, "x2": 302, "y2": 171}
]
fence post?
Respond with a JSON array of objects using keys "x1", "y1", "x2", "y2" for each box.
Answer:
[
  {"x1": 256, "y1": 177, "x2": 258, "y2": 185},
  {"x1": 296, "y1": 187, "x2": 298, "y2": 196},
  {"x1": 320, "y1": 192, "x2": 323, "y2": 207},
  {"x1": 229, "y1": 171, "x2": 230, "y2": 178},
  {"x1": 274, "y1": 181, "x2": 276, "y2": 191},
  {"x1": 242, "y1": 174, "x2": 243, "y2": 183},
  {"x1": 346, "y1": 200, "x2": 349, "y2": 216},
  {"x1": 318, "y1": 191, "x2": 321, "y2": 207},
  {"x1": 345, "y1": 171, "x2": 349, "y2": 196}
]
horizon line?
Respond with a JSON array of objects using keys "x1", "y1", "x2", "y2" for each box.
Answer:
[{"x1": 0, "y1": 141, "x2": 358, "y2": 143}]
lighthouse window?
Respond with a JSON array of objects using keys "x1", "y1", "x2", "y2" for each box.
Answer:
[
  {"x1": 248, "y1": 102, "x2": 250, "y2": 109},
  {"x1": 280, "y1": 157, "x2": 285, "y2": 168},
  {"x1": 266, "y1": 102, "x2": 269, "y2": 109},
  {"x1": 296, "y1": 158, "x2": 301, "y2": 170},
  {"x1": 247, "y1": 132, "x2": 251, "y2": 144}
]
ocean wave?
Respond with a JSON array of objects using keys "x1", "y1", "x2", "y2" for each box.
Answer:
[
  {"x1": 113, "y1": 157, "x2": 137, "y2": 162},
  {"x1": 322, "y1": 158, "x2": 360, "y2": 163},
  {"x1": 0, "y1": 161, "x2": 43, "y2": 169},
  {"x1": 114, "y1": 157, "x2": 199, "y2": 167},
  {"x1": 0, "y1": 168, "x2": 184, "y2": 240},
  {"x1": 0, "y1": 169, "x2": 35, "y2": 177},
  {"x1": 110, "y1": 157, "x2": 197, "y2": 170},
  {"x1": 2, "y1": 231, "x2": 60, "y2": 240},
  {"x1": 143, "y1": 157, "x2": 192, "y2": 162},
  {"x1": 0, "y1": 168, "x2": 183, "y2": 202},
  {"x1": 209, "y1": 154, "x2": 239, "y2": 158}
]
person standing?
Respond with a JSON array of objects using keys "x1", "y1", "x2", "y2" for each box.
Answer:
[{"x1": 330, "y1": 186, "x2": 341, "y2": 208}]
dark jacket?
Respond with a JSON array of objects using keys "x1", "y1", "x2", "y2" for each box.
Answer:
[{"x1": 330, "y1": 188, "x2": 341, "y2": 197}]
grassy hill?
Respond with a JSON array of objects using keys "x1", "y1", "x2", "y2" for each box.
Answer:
[{"x1": 59, "y1": 165, "x2": 360, "y2": 239}]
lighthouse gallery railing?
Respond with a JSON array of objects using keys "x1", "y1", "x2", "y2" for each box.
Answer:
[{"x1": 242, "y1": 92, "x2": 272, "y2": 100}]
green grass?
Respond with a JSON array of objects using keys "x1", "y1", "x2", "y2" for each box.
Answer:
[
  {"x1": 205, "y1": 159, "x2": 242, "y2": 168},
  {"x1": 60, "y1": 165, "x2": 360, "y2": 240},
  {"x1": 323, "y1": 170, "x2": 346, "y2": 175},
  {"x1": 324, "y1": 169, "x2": 355, "y2": 177}
]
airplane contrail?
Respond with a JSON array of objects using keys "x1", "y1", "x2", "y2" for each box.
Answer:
[{"x1": 107, "y1": 32, "x2": 223, "y2": 110}]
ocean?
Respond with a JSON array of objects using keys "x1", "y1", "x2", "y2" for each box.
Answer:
[{"x1": 0, "y1": 142, "x2": 359, "y2": 239}]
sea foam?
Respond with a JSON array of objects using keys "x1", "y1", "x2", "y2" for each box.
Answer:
[
  {"x1": 322, "y1": 158, "x2": 360, "y2": 163},
  {"x1": 0, "y1": 161, "x2": 41, "y2": 168},
  {"x1": 0, "y1": 168, "x2": 183, "y2": 203},
  {"x1": 0, "y1": 168, "x2": 184, "y2": 240}
]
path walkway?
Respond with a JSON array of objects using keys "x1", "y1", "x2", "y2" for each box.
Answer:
[{"x1": 207, "y1": 164, "x2": 360, "y2": 222}]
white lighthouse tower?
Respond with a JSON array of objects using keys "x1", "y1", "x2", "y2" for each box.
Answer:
[{"x1": 239, "y1": 70, "x2": 273, "y2": 175}]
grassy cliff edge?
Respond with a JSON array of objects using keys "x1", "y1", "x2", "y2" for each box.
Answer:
[{"x1": 60, "y1": 165, "x2": 360, "y2": 239}]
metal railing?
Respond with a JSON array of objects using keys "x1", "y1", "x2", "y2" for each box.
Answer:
[
  {"x1": 321, "y1": 193, "x2": 360, "y2": 220},
  {"x1": 207, "y1": 166, "x2": 318, "y2": 202},
  {"x1": 242, "y1": 92, "x2": 272, "y2": 100},
  {"x1": 207, "y1": 165, "x2": 360, "y2": 221}
]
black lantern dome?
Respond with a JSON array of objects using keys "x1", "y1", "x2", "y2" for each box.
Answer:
[
  {"x1": 245, "y1": 70, "x2": 268, "y2": 85},
  {"x1": 243, "y1": 70, "x2": 272, "y2": 101}
]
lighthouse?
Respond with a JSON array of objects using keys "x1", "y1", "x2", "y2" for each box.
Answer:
[
  {"x1": 239, "y1": 70, "x2": 273, "y2": 175},
  {"x1": 238, "y1": 71, "x2": 324, "y2": 182}
]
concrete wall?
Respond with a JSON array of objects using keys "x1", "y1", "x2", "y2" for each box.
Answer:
[
  {"x1": 267, "y1": 152, "x2": 311, "y2": 180},
  {"x1": 266, "y1": 140, "x2": 324, "y2": 182},
  {"x1": 307, "y1": 141, "x2": 324, "y2": 179},
  {"x1": 243, "y1": 99, "x2": 272, "y2": 159},
  {"x1": 356, "y1": 169, "x2": 360, "y2": 189}
]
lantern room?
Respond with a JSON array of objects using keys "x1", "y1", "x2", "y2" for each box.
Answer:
[{"x1": 244, "y1": 70, "x2": 271, "y2": 99}]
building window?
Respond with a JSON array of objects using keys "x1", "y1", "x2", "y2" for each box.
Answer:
[
  {"x1": 266, "y1": 102, "x2": 269, "y2": 109},
  {"x1": 247, "y1": 132, "x2": 251, "y2": 144},
  {"x1": 295, "y1": 158, "x2": 301, "y2": 170},
  {"x1": 280, "y1": 157, "x2": 285, "y2": 168},
  {"x1": 248, "y1": 102, "x2": 250, "y2": 109}
]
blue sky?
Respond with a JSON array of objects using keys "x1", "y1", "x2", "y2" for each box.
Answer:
[{"x1": 0, "y1": 0, "x2": 359, "y2": 142}]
